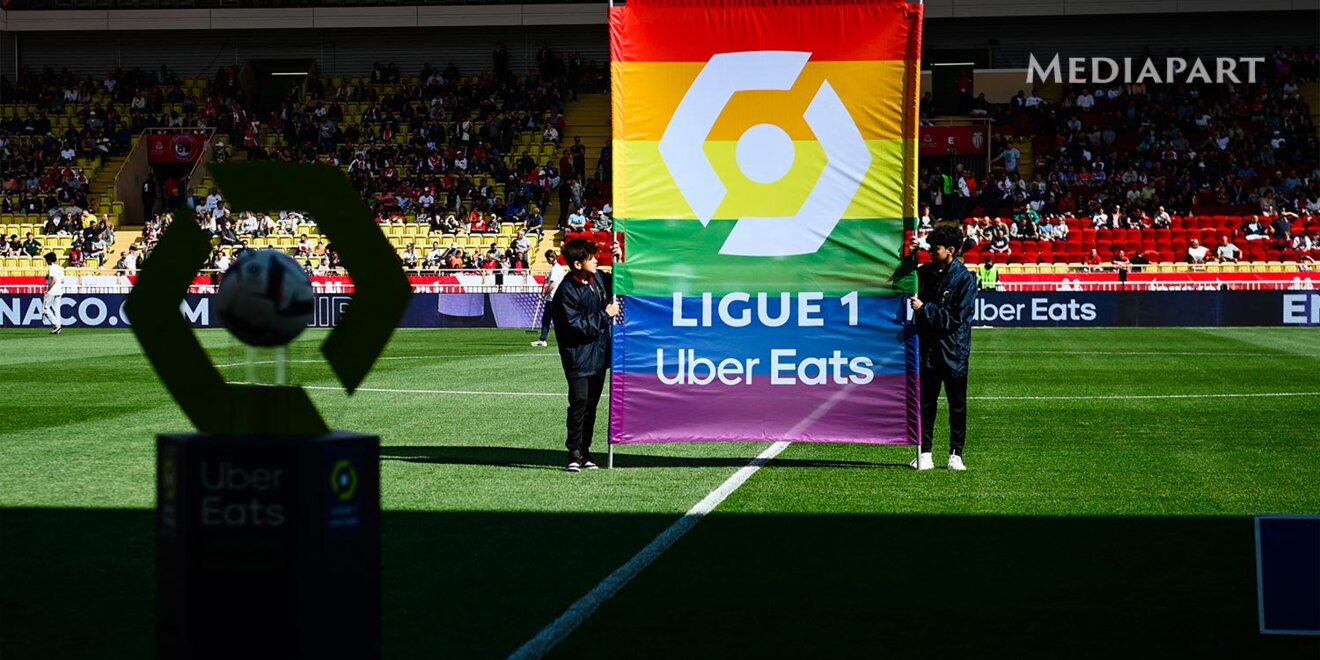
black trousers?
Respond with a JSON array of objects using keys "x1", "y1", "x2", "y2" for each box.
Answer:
[
  {"x1": 920, "y1": 366, "x2": 968, "y2": 455},
  {"x1": 538, "y1": 299, "x2": 554, "y2": 341},
  {"x1": 566, "y1": 371, "x2": 607, "y2": 457}
]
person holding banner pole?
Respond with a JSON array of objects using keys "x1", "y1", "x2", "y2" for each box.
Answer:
[
  {"x1": 909, "y1": 225, "x2": 978, "y2": 471},
  {"x1": 551, "y1": 238, "x2": 619, "y2": 472}
]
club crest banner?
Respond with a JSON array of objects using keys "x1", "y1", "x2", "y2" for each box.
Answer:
[{"x1": 609, "y1": 0, "x2": 924, "y2": 444}]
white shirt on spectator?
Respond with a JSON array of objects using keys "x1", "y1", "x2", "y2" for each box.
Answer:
[
  {"x1": 1076, "y1": 92, "x2": 1094, "y2": 109},
  {"x1": 124, "y1": 250, "x2": 141, "y2": 273},
  {"x1": 545, "y1": 263, "x2": 567, "y2": 300}
]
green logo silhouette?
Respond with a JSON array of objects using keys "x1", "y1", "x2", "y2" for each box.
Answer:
[{"x1": 126, "y1": 162, "x2": 412, "y2": 436}]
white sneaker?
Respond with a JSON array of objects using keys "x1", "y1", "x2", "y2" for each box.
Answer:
[
  {"x1": 948, "y1": 454, "x2": 967, "y2": 471},
  {"x1": 909, "y1": 452, "x2": 934, "y2": 471},
  {"x1": 530, "y1": 340, "x2": 548, "y2": 347}
]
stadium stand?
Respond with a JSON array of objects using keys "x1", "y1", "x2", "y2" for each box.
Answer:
[
  {"x1": 911, "y1": 46, "x2": 1319, "y2": 275},
  {"x1": 928, "y1": 47, "x2": 1318, "y2": 223},
  {"x1": 1, "y1": 47, "x2": 1315, "y2": 285},
  {"x1": 0, "y1": 52, "x2": 618, "y2": 282}
]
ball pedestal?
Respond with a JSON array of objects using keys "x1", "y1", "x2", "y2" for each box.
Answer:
[{"x1": 156, "y1": 432, "x2": 380, "y2": 660}]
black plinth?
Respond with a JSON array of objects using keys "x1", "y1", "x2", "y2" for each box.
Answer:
[{"x1": 156, "y1": 432, "x2": 380, "y2": 660}]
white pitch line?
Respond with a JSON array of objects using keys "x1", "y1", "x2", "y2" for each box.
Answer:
[
  {"x1": 232, "y1": 382, "x2": 1314, "y2": 401},
  {"x1": 302, "y1": 385, "x2": 562, "y2": 397},
  {"x1": 507, "y1": 388, "x2": 850, "y2": 658},
  {"x1": 214, "y1": 352, "x2": 556, "y2": 369},
  {"x1": 507, "y1": 440, "x2": 790, "y2": 660},
  {"x1": 972, "y1": 392, "x2": 1320, "y2": 401}
]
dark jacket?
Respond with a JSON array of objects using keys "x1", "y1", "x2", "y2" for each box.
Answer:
[
  {"x1": 551, "y1": 270, "x2": 613, "y2": 378},
  {"x1": 915, "y1": 258, "x2": 977, "y2": 376}
]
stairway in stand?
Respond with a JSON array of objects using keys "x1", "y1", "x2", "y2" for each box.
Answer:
[
  {"x1": 532, "y1": 93, "x2": 612, "y2": 275},
  {"x1": 565, "y1": 93, "x2": 611, "y2": 180},
  {"x1": 1302, "y1": 82, "x2": 1320, "y2": 136},
  {"x1": 88, "y1": 154, "x2": 128, "y2": 273}
]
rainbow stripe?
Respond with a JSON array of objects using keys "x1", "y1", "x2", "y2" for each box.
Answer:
[{"x1": 609, "y1": 0, "x2": 923, "y2": 444}]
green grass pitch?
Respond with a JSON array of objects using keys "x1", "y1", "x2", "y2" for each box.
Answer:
[{"x1": 1, "y1": 327, "x2": 1318, "y2": 658}]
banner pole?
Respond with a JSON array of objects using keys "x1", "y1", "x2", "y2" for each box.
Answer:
[{"x1": 608, "y1": 0, "x2": 616, "y2": 469}]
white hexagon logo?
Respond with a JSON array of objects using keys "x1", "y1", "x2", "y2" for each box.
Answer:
[{"x1": 658, "y1": 51, "x2": 871, "y2": 257}]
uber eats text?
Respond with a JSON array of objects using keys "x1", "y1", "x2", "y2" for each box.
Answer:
[{"x1": 657, "y1": 292, "x2": 875, "y2": 386}]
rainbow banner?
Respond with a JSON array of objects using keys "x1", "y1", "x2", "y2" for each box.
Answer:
[{"x1": 609, "y1": 0, "x2": 924, "y2": 444}]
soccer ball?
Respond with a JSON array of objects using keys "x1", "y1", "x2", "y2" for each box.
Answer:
[{"x1": 216, "y1": 249, "x2": 315, "y2": 346}]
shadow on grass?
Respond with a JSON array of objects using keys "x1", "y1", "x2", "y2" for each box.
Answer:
[
  {"x1": 2, "y1": 509, "x2": 1316, "y2": 659},
  {"x1": 381, "y1": 445, "x2": 910, "y2": 470}
]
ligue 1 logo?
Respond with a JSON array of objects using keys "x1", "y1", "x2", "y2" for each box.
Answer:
[
  {"x1": 125, "y1": 162, "x2": 412, "y2": 436},
  {"x1": 330, "y1": 459, "x2": 359, "y2": 502},
  {"x1": 659, "y1": 51, "x2": 870, "y2": 257}
]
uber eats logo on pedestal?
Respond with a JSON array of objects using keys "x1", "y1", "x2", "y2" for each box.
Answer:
[
  {"x1": 200, "y1": 461, "x2": 288, "y2": 527},
  {"x1": 125, "y1": 162, "x2": 412, "y2": 436},
  {"x1": 660, "y1": 50, "x2": 871, "y2": 257}
]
